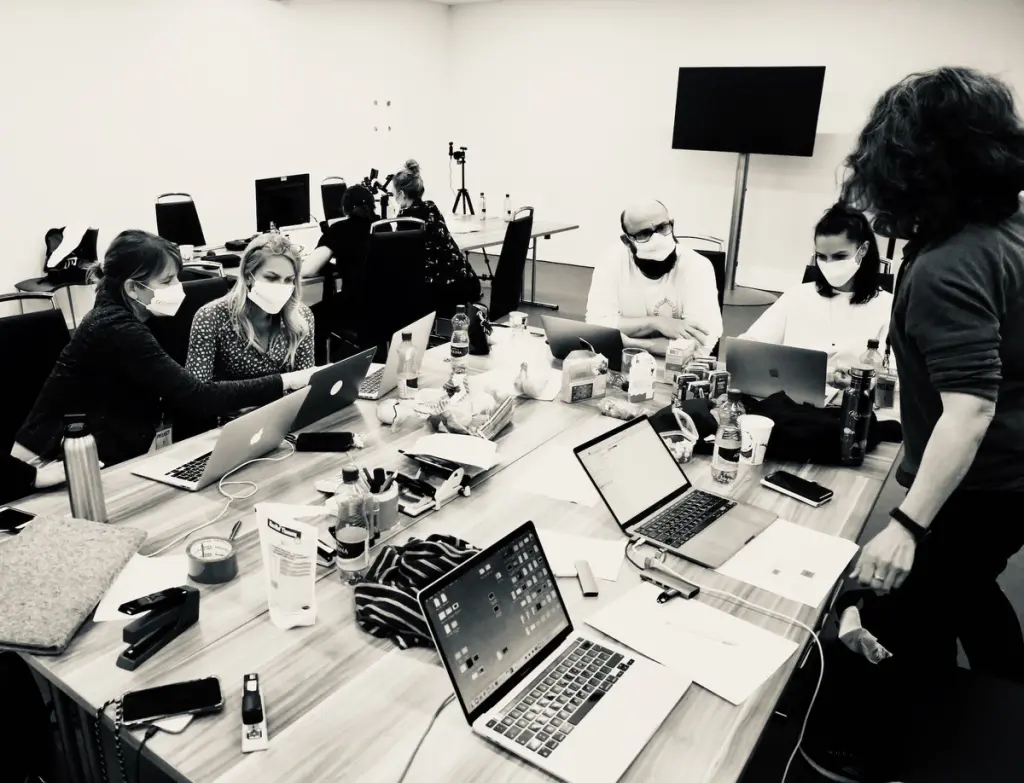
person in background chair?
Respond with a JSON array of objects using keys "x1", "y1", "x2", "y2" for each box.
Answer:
[
  {"x1": 12, "y1": 230, "x2": 316, "y2": 486},
  {"x1": 302, "y1": 183, "x2": 378, "y2": 283},
  {"x1": 390, "y1": 158, "x2": 481, "y2": 316},
  {"x1": 187, "y1": 233, "x2": 314, "y2": 382},
  {"x1": 739, "y1": 202, "x2": 893, "y2": 384},
  {"x1": 586, "y1": 199, "x2": 722, "y2": 357}
]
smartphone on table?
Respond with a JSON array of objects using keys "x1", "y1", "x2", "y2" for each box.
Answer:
[
  {"x1": 121, "y1": 676, "x2": 224, "y2": 727},
  {"x1": 761, "y1": 470, "x2": 834, "y2": 507},
  {"x1": 0, "y1": 506, "x2": 36, "y2": 535}
]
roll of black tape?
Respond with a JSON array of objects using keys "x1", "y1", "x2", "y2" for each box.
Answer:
[{"x1": 187, "y1": 537, "x2": 239, "y2": 584}]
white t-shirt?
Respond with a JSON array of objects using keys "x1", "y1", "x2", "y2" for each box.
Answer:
[
  {"x1": 739, "y1": 283, "x2": 893, "y2": 374},
  {"x1": 585, "y1": 244, "x2": 723, "y2": 355}
]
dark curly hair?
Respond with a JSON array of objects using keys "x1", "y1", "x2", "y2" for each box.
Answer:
[
  {"x1": 811, "y1": 202, "x2": 883, "y2": 305},
  {"x1": 842, "y1": 66, "x2": 1024, "y2": 243}
]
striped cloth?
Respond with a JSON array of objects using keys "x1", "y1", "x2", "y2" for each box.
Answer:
[{"x1": 354, "y1": 535, "x2": 479, "y2": 649}]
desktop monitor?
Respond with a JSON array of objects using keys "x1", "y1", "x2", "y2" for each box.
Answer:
[
  {"x1": 255, "y1": 174, "x2": 311, "y2": 232},
  {"x1": 671, "y1": 66, "x2": 826, "y2": 157}
]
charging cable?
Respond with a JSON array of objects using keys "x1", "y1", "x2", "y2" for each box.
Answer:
[
  {"x1": 146, "y1": 442, "x2": 297, "y2": 557},
  {"x1": 397, "y1": 692, "x2": 456, "y2": 783}
]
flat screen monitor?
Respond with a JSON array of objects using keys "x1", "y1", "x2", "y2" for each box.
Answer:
[
  {"x1": 255, "y1": 174, "x2": 311, "y2": 232},
  {"x1": 671, "y1": 66, "x2": 826, "y2": 157}
]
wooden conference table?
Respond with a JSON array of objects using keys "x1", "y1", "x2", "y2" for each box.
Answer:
[{"x1": 18, "y1": 333, "x2": 899, "y2": 783}]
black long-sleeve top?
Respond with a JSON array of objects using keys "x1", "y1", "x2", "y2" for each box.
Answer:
[{"x1": 15, "y1": 288, "x2": 284, "y2": 467}]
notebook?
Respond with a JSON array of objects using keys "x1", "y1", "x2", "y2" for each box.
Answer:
[{"x1": 0, "y1": 516, "x2": 146, "y2": 655}]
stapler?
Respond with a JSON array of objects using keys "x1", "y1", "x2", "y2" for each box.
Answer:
[
  {"x1": 394, "y1": 456, "x2": 471, "y2": 517},
  {"x1": 115, "y1": 586, "x2": 200, "y2": 671}
]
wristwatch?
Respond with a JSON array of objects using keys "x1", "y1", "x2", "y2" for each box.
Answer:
[{"x1": 890, "y1": 507, "x2": 928, "y2": 542}]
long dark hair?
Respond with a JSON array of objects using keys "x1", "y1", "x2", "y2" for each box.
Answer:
[
  {"x1": 342, "y1": 184, "x2": 378, "y2": 223},
  {"x1": 89, "y1": 230, "x2": 181, "y2": 303},
  {"x1": 811, "y1": 203, "x2": 882, "y2": 305},
  {"x1": 842, "y1": 66, "x2": 1024, "y2": 244}
]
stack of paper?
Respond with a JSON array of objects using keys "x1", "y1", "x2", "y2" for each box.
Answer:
[
  {"x1": 409, "y1": 434, "x2": 498, "y2": 471},
  {"x1": 94, "y1": 554, "x2": 189, "y2": 622},
  {"x1": 518, "y1": 451, "x2": 600, "y2": 507},
  {"x1": 537, "y1": 529, "x2": 623, "y2": 581}
]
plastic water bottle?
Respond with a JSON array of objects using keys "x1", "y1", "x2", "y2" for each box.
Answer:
[
  {"x1": 480, "y1": 193, "x2": 487, "y2": 223},
  {"x1": 711, "y1": 389, "x2": 745, "y2": 484},
  {"x1": 396, "y1": 331, "x2": 420, "y2": 400},
  {"x1": 504, "y1": 194, "x2": 512, "y2": 222},
  {"x1": 859, "y1": 339, "x2": 884, "y2": 404},
  {"x1": 334, "y1": 467, "x2": 370, "y2": 580},
  {"x1": 62, "y1": 414, "x2": 108, "y2": 522},
  {"x1": 450, "y1": 305, "x2": 470, "y2": 375}
]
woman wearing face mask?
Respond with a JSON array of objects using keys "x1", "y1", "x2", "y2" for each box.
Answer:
[
  {"x1": 187, "y1": 234, "x2": 314, "y2": 382},
  {"x1": 12, "y1": 230, "x2": 316, "y2": 485},
  {"x1": 740, "y1": 202, "x2": 893, "y2": 384},
  {"x1": 390, "y1": 159, "x2": 481, "y2": 317}
]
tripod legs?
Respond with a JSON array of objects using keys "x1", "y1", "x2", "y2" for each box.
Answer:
[{"x1": 453, "y1": 189, "x2": 475, "y2": 216}]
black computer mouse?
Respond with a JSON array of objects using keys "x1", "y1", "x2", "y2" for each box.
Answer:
[{"x1": 204, "y1": 250, "x2": 217, "y2": 259}]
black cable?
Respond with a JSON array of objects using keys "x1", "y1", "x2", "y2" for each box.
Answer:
[
  {"x1": 397, "y1": 693, "x2": 456, "y2": 782},
  {"x1": 136, "y1": 725, "x2": 158, "y2": 782},
  {"x1": 94, "y1": 698, "x2": 129, "y2": 783},
  {"x1": 624, "y1": 537, "x2": 646, "y2": 571}
]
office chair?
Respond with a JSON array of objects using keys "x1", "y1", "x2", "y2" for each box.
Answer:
[
  {"x1": 149, "y1": 276, "x2": 233, "y2": 366},
  {"x1": 321, "y1": 177, "x2": 348, "y2": 222},
  {"x1": 801, "y1": 263, "x2": 895, "y2": 293},
  {"x1": 488, "y1": 206, "x2": 535, "y2": 322},
  {"x1": 155, "y1": 193, "x2": 206, "y2": 247},
  {"x1": 0, "y1": 294, "x2": 70, "y2": 452},
  {"x1": 178, "y1": 262, "x2": 224, "y2": 282},
  {"x1": 677, "y1": 235, "x2": 726, "y2": 313}
]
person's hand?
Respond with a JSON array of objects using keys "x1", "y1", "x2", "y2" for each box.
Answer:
[
  {"x1": 650, "y1": 316, "x2": 709, "y2": 344},
  {"x1": 831, "y1": 368, "x2": 852, "y2": 389},
  {"x1": 849, "y1": 520, "x2": 917, "y2": 594},
  {"x1": 282, "y1": 366, "x2": 321, "y2": 392}
]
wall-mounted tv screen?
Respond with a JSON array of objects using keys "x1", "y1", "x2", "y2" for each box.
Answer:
[{"x1": 672, "y1": 66, "x2": 826, "y2": 157}]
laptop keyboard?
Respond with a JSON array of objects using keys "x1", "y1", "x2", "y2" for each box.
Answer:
[
  {"x1": 165, "y1": 452, "x2": 212, "y2": 483},
  {"x1": 485, "y1": 639, "x2": 632, "y2": 757},
  {"x1": 635, "y1": 489, "x2": 736, "y2": 550},
  {"x1": 358, "y1": 367, "x2": 385, "y2": 398}
]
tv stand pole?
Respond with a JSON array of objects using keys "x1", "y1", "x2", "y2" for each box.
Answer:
[{"x1": 723, "y1": 153, "x2": 778, "y2": 307}]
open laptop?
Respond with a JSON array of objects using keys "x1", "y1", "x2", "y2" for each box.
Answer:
[
  {"x1": 419, "y1": 520, "x2": 689, "y2": 783},
  {"x1": 357, "y1": 311, "x2": 436, "y2": 400},
  {"x1": 722, "y1": 337, "x2": 829, "y2": 407},
  {"x1": 574, "y1": 416, "x2": 775, "y2": 569},
  {"x1": 541, "y1": 316, "x2": 624, "y2": 372},
  {"x1": 290, "y1": 347, "x2": 376, "y2": 431},
  {"x1": 132, "y1": 387, "x2": 311, "y2": 491}
]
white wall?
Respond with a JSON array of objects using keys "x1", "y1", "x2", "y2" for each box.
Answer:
[
  {"x1": 448, "y1": 0, "x2": 1024, "y2": 291},
  {"x1": 0, "y1": 0, "x2": 452, "y2": 293}
]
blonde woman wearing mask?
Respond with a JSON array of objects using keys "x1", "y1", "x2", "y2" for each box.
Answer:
[{"x1": 187, "y1": 233, "x2": 316, "y2": 382}]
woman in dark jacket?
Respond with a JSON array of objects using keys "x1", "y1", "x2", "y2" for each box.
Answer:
[{"x1": 390, "y1": 159, "x2": 481, "y2": 317}]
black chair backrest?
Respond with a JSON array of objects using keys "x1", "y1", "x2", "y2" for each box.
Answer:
[
  {"x1": 0, "y1": 307, "x2": 70, "y2": 450},
  {"x1": 149, "y1": 276, "x2": 233, "y2": 366},
  {"x1": 800, "y1": 264, "x2": 894, "y2": 293},
  {"x1": 155, "y1": 193, "x2": 206, "y2": 247},
  {"x1": 358, "y1": 223, "x2": 431, "y2": 349},
  {"x1": 322, "y1": 178, "x2": 348, "y2": 222},
  {"x1": 490, "y1": 207, "x2": 535, "y2": 322}
]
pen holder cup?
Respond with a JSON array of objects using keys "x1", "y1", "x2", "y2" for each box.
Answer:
[{"x1": 369, "y1": 485, "x2": 400, "y2": 534}]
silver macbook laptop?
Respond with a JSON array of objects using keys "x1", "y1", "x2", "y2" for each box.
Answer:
[
  {"x1": 418, "y1": 520, "x2": 689, "y2": 783},
  {"x1": 722, "y1": 337, "x2": 829, "y2": 407},
  {"x1": 290, "y1": 347, "x2": 376, "y2": 431},
  {"x1": 357, "y1": 311, "x2": 436, "y2": 400},
  {"x1": 132, "y1": 387, "x2": 311, "y2": 491},
  {"x1": 574, "y1": 416, "x2": 775, "y2": 569}
]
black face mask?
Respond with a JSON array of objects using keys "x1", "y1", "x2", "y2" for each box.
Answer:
[{"x1": 632, "y1": 248, "x2": 678, "y2": 280}]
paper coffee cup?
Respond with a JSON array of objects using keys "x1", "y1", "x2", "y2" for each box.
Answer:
[
  {"x1": 739, "y1": 414, "x2": 774, "y2": 466},
  {"x1": 179, "y1": 244, "x2": 194, "y2": 262}
]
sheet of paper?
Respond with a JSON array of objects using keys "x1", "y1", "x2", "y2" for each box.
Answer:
[
  {"x1": 152, "y1": 714, "x2": 193, "y2": 733},
  {"x1": 410, "y1": 434, "x2": 498, "y2": 470},
  {"x1": 93, "y1": 554, "x2": 189, "y2": 622},
  {"x1": 586, "y1": 582, "x2": 797, "y2": 704},
  {"x1": 716, "y1": 519, "x2": 860, "y2": 608},
  {"x1": 448, "y1": 220, "x2": 482, "y2": 235},
  {"x1": 518, "y1": 451, "x2": 599, "y2": 507},
  {"x1": 537, "y1": 529, "x2": 623, "y2": 581}
]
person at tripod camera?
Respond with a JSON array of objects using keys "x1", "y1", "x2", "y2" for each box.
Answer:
[{"x1": 586, "y1": 199, "x2": 722, "y2": 357}]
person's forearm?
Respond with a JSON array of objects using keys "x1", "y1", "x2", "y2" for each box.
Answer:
[
  {"x1": 899, "y1": 396, "x2": 995, "y2": 528},
  {"x1": 302, "y1": 247, "x2": 332, "y2": 278},
  {"x1": 617, "y1": 316, "x2": 654, "y2": 338}
]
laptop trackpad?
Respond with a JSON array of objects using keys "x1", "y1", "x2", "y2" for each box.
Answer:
[{"x1": 679, "y1": 503, "x2": 776, "y2": 570}]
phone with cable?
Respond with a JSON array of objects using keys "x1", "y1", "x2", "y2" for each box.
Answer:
[
  {"x1": 121, "y1": 676, "x2": 223, "y2": 728},
  {"x1": 0, "y1": 506, "x2": 35, "y2": 535},
  {"x1": 761, "y1": 470, "x2": 834, "y2": 507}
]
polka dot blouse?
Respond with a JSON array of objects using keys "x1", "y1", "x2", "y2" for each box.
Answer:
[{"x1": 185, "y1": 298, "x2": 315, "y2": 382}]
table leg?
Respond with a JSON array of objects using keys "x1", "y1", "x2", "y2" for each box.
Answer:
[
  {"x1": 51, "y1": 683, "x2": 87, "y2": 783},
  {"x1": 519, "y1": 237, "x2": 559, "y2": 310}
]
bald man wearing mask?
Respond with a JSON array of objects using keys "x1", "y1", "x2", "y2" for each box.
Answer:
[{"x1": 586, "y1": 200, "x2": 723, "y2": 357}]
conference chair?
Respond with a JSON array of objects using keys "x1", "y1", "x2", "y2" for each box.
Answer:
[
  {"x1": 801, "y1": 262, "x2": 895, "y2": 293},
  {"x1": 321, "y1": 177, "x2": 348, "y2": 222},
  {"x1": 0, "y1": 294, "x2": 70, "y2": 453},
  {"x1": 155, "y1": 193, "x2": 206, "y2": 247},
  {"x1": 178, "y1": 262, "x2": 224, "y2": 282},
  {"x1": 487, "y1": 207, "x2": 535, "y2": 323},
  {"x1": 677, "y1": 234, "x2": 726, "y2": 355}
]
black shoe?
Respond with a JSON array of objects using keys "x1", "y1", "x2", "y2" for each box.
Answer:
[{"x1": 800, "y1": 745, "x2": 867, "y2": 782}]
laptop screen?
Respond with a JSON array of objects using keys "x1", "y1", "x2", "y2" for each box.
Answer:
[
  {"x1": 420, "y1": 524, "x2": 570, "y2": 721},
  {"x1": 575, "y1": 417, "x2": 690, "y2": 528}
]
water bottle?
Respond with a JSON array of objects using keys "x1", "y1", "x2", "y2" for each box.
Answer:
[
  {"x1": 334, "y1": 467, "x2": 370, "y2": 581},
  {"x1": 711, "y1": 389, "x2": 745, "y2": 484},
  {"x1": 504, "y1": 194, "x2": 512, "y2": 222},
  {"x1": 62, "y1": 414, "x2": 108, "y2": 522},
  {"x1": 840, "y1": 365, "x2": 875, "y2": 466},
  {"x1": 396, "y1": 331, "x2": 420, "y2": 400},
  {"x1": 859, "y1": 339, "x2": 884, "y2": 405},
  {"x1": 450, "y1": 305, "x2": 470, "y2": 375},
  {"x1": 480, "y1": 193, "x2": 487, "y2": 223}
]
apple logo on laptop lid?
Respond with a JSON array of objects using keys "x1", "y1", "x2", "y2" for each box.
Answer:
[
  {"x1": 250, "y1": 429, "x2": 264, "y2": 446},
  {"x1": 330, "y1": 380, "x2": 344, "y2": 396}
]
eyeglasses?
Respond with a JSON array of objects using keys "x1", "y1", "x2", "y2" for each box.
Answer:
[{"x1": 627, "y1": 220, "x2": 674, "y2": 244}]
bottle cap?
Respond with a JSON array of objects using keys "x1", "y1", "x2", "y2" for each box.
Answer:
[
  {"x1": 401, "y1": 331, "x2": 412, "y2": 341},
  {"x1": 727, "y1": 388, "x2": 742, "y2": 401},
  {"x1": 63, "y1": 413, "x2": 89, "y2": 437},
  {"x1": 342, "y1": 467, "x2": 360, "y2": 483},
  {"x1": 455, "y1": 304, "x2": 466, "y2": 313},
  {"x1": 867, "y1": 339, "x2": 880, "y2": 349}
]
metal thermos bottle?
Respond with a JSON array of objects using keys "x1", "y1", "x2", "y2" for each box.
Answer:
[
  {"x1": 839, "y1": 365, "x2": 875, "y2": 467},
  {"x1": 62, "y1": 414, "x2": 108, "y2": 522}
]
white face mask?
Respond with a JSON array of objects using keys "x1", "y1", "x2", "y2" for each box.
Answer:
[
  {"x1": 248, "y1": 280, "x2": 294, "y2": 315},
  {"x1": 818, "y1": 254, "x2": 861, "y2": 289},
  {"x1": 634, "y1": 232, "x2": 676, "y2": 262},
  {"x1": 140, "y1": 282, "x2": 185, "y2": 317}
]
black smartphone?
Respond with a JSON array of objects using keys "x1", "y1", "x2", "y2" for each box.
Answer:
[
  {"x1": 121, "y1": 677, "x2": 224, "y2": 727},
  {"x1": 0, "y1": 506, "x2": 36, "y2": 534},
  {"x1": 293, "y1": 432, "x2": 354, "y2": 452},
  {"x1": 761, "y1": 470, "x2": 834, "y2": 507}
]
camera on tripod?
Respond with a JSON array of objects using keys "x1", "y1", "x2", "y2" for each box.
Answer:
[
  {"x1": 449, "y1": 141, "x2": 467, "y2": 164},
  {"x1": 449, "y1": 142, "x2": 474, "y2": 215}
]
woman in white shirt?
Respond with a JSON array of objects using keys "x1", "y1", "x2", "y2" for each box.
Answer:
[{"x1": 740, "y1": 202, "x2": 892, "y2": 384}]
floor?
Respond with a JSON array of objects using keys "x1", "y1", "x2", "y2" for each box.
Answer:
[{"x1": 470, "y1": 253, "x2": 1024, "y2": 782}]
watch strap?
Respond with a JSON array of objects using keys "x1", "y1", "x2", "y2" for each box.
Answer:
[{"x1": 890, "y1": 507, "x2": 928, "y2": 542}]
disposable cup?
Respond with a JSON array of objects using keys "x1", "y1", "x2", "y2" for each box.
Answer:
[{"x1": 738, "y1": 414, "x2": 774, "y2": 466}]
